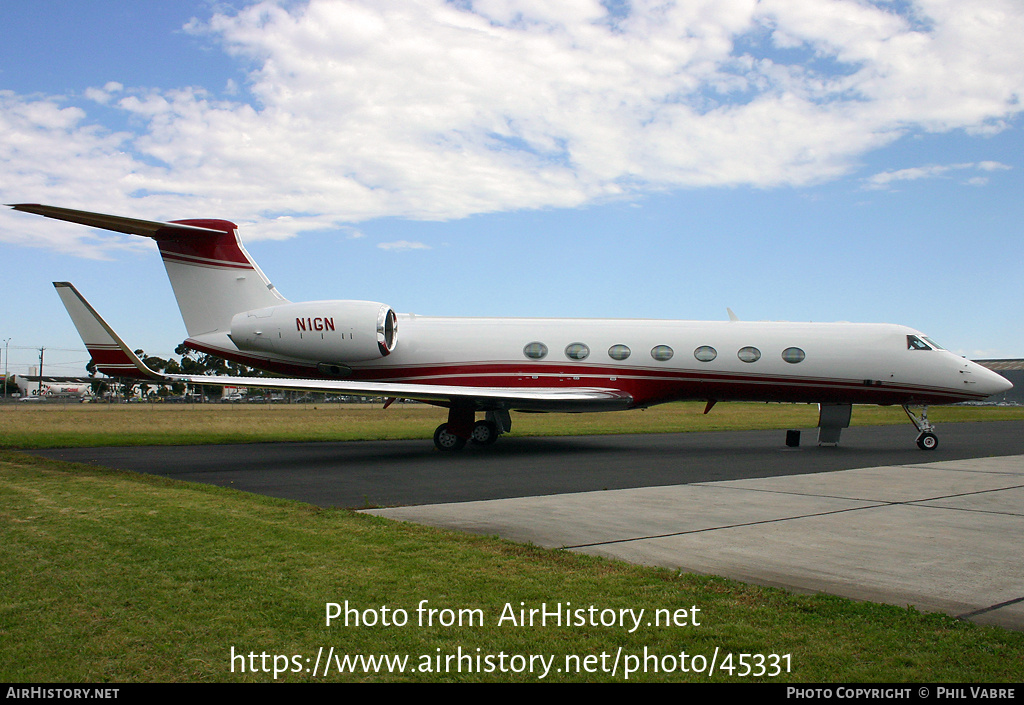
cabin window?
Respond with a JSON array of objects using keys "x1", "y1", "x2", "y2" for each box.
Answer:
[
  {"x1": 651, "y1": 345, "x2": 674, "y2": 361},
  {"x1": 738, "y1": 346, "x2": 761, "y2": 363},
  {"x1": 523, "y1": 342, "x2": 548, "y2": 360},
  {"x1": 608, "y1": 344, "x2": 631, "y2": 360},
  {"x1": 907, "y1": 335, "x2": 931, "y2": 351},
  {"x1": 565, "y1": 343, "x2": 590, "y2": 360},
  {"x1": 781, "y1": 347, "x2": 805, "y2": 364},
  {"x1": 694, "y1": 345, "x2": 717, "y2": 362}
]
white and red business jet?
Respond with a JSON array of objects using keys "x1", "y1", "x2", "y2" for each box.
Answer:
[{"x1": 11, "y1": 203, "x2": 1012, "y2": 452}]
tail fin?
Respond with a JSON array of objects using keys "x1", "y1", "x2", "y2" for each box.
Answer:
[
  {"x1": 10, "y1": 204, "x2": 288, "y2": 337},
  {"x1": 53, "y1": 282, "x2": 162, "y2": 380}
]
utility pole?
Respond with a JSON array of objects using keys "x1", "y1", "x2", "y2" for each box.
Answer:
[
  {"x1": 38, "y1": 346, "x2": 44, "y2": 397},
  {"x1": 2, "y1": 338, "x2": 9, "y2": 399}
]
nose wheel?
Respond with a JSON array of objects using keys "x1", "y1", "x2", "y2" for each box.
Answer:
[{"x1": 904, "y1": 405, "x2": 939, "y2": 451}]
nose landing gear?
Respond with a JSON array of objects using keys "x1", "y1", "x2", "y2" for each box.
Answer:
[{"x1": 903, "y1": 405, "x2": 939, "y2": 450}]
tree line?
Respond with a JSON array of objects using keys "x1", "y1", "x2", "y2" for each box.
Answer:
[{"x1": 85, "y1": 344, "x2": 268, "y2": 400}]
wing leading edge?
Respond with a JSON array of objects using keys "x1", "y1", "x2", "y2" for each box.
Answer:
[{"x1": 53, "y1": 282, "x2": 633, "y2": 413}]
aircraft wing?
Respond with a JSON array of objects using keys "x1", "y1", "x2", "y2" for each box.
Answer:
[{"x1": 54, "y1": 282, "x2": 633, "y2": 413}]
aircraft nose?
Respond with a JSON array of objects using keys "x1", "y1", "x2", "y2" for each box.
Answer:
[{"x1": 972, "y1": 363, "x2": 1013, "y2": 397}]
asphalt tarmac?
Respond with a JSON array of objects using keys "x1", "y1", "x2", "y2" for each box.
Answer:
[
  {"x1": 31, "y1": 420, "x2": 1024, "y2": 629},
  {"x1": 30, "y1": 421, "x2": 1024, "y2": 508}
]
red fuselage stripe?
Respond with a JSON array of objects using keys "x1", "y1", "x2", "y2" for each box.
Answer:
[{"x1": 182, "y1": 340, "x2": 981, "y2": 406}]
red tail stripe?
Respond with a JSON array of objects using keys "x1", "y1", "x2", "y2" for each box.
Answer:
[
  {"x1": 159, "y1": 252, "x2": 254, "y2": 270},
  {"x1": 156, "y1": 219, "x2": 252, "y2": 266}
]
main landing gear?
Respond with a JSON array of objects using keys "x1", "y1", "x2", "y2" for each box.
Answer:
[
  {"x1": 433, "y1": 408, "x2": 511, "y2": 451},
  {"x1": 903, "y1": 404, "x2": 939, "y2": 451}
]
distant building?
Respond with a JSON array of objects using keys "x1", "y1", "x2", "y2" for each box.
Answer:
[
  {"x1": 974, "y1": 360, "x2": 1024, "y2": 404},
  {"x1": 11, "y1": 374, "x2": 93, "y2": 399}
]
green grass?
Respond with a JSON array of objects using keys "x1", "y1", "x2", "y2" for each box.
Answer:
[
  {"x1": 3, "y1": 450, "x2": 1023, "y2": 682},
  {"x1": 3, "y1": 402, "x2": 1023, "y2": 682},
  {"x1": 3, "y1": 400, "x2": 1023, "y2": 448}
]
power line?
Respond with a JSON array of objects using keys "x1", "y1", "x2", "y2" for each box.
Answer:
[{"x1": 8, "y1": 345, "x2": 87, "y2": 353}]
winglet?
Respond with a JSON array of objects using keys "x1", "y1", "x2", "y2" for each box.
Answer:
[
  {"x1": 53, "y1": 282, "x2": 164, "y2": 380},
  {"x1": 727, "y1": 307, "x2": 739, "y2": 322}
]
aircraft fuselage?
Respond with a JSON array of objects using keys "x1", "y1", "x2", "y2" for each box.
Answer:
[{"x1": 187, "y1": 315, "x2": 1004, "y2": 410}]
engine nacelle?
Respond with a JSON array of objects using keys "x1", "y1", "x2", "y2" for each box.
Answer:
[{"x1": 229, "y1": 300, "x2": 398, "y2": 363}]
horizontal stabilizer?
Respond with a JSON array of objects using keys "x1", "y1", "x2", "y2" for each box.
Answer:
[{"x1": 10, "y1": 204, "x2": 231, "y2": 239}]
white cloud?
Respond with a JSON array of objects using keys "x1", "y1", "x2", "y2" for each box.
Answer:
[
  {"x1": 978, "y1": 161, "x2": 1012, "y2": 172},
  {"x1": 2, "y1": 0, "x2": 1024, "y2": 255},
  {"x1": 864, "y1": 161, "x2": 1012, "y2": 189},
  {"x1": 83, "y1": 82, "x2": 124, "y2": 105},
  {"x1": 377, "y1": 240, "x2": 431, "y2": 251}
]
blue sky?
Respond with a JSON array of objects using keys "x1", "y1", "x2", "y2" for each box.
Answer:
[{"x1": 2, "y1": 0, "x2": 1022, "y2": 378}]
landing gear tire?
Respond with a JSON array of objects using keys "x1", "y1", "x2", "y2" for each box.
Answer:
[
  {"x1": 916, "y1": 432, "x2": 939, "y2": 451},
  {"x1": 905, "y1": 405, "x2": 939, "y2": 451},
  {"x1": 433, "y1": 423, "x2": 466, "y2": 452},
  {"x1": 470, "y1": 420, "x2": 499, "y2": 446}
]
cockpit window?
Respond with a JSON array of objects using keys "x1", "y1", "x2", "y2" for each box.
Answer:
[
  {"x1": 907, "y1": 335, "x2": 932, "y2": 351},
  {"x1": 922, "y1": 337, "x2": 946, "y2": 351}
]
